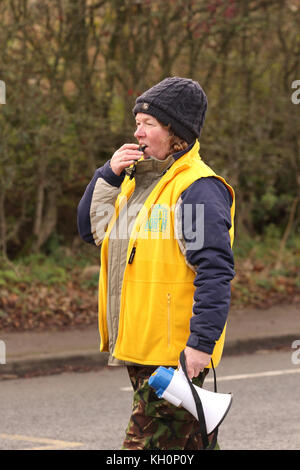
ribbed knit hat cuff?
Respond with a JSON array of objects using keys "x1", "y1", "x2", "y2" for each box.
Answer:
[{"x1": 133, "y1": 101, "x2": 196, "y2": 144}]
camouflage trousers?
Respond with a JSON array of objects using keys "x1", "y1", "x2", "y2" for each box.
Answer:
[{"x1": 122, "y1": 365, "x2": 219, "y2": 450}]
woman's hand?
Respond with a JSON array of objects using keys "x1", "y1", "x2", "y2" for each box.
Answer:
[
  {"x1": 110, "y1": 144, "x2": 143, "y2": 176},
  {"x1": 182, "y1": 346, "x2": 211, "y2": 379}
]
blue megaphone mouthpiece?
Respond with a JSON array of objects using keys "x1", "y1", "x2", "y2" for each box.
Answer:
[{"x1": 148, "y1": 366, "x2": 175, "y2": 398}]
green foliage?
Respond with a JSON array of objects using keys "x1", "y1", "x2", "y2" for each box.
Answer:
[
  {"x1": 0, "y1": 255, "x2": 67, "y2": 286},
  {"x1": 231, "y1": 230, "x2": 299, "y2": 308},
  {"x1": 81, "y1": 273, "x2": 100, "y2": 289},
  {"x1": 0, "y1": 243, "x2": 98, "y2": 288},
  {"x1": 0, "y1": 0, "x2": 299, "y2": 259}
]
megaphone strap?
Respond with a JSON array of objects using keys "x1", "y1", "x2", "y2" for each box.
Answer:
[
  {"x1": 179, "y1": 350, "x2": 218, "y2": 450},
  {"x1": 211, "y1": 358, "x2": 217, "y2": 393}
]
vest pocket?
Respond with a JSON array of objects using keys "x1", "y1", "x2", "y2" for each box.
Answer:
[{"x1": 115, "y1": 280, "x2": 194, "y2": 364}]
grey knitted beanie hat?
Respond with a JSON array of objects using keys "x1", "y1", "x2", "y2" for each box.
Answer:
[{"x1": 133, "y1": 77, "x2": 207, "y2": 144}]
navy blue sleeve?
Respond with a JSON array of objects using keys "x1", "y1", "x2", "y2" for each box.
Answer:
[
  {"x1": 181, "y1": 176, "x2": 235, "y2": 355},
  {"x1": 77, "y1": 160, "x2": 125, "y2": 244}
]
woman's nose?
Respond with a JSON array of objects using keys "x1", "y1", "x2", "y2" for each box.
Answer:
[{"x1": 134, "y1": 125, "x2": 145, "y2": 139}]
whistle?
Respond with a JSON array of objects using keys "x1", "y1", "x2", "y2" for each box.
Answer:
[{"x1": 129, "y1": 145, "x2": 147, "y2": 179}]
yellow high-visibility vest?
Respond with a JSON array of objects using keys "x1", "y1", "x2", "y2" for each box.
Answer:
[{"x1": 98, "y1": 140, "x2": 235, "y2": 367}]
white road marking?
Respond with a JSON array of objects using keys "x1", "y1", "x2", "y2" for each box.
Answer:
[
  {"x1": 205, "y1": 368, "x2": 300, "y2": 383},
  {"x1": 0, "y1": 433, "x2": 84, "y2": 450},
  {"x1": 120, "y1": 367, "x2": 300, "y2": 391}
]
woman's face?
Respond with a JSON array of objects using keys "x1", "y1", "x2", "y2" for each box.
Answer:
[{"x1": 134, "y1": 113, "x2": 171, "y2": 160}]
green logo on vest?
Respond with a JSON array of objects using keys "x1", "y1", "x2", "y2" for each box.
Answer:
[{"x1": 145, "y1": 204, "x2": 168, "y2": 233}]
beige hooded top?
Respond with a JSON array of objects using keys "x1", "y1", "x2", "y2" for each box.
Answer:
[{"x1": 89, "y1": 155, "x2": 190, "y2": 365}]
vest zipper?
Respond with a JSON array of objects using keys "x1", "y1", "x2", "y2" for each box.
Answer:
[{"x1": 167, "y1": 293, "x2": 171, "y2": 347}]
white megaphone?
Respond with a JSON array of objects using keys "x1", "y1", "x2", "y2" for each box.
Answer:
[{"x1": 148, "y1": 365, "x2": 232, "y2": 435}]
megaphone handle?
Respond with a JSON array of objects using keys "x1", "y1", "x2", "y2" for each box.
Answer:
[{"x1": 179, "y1": 350, "x2": 209, "y2": 450}]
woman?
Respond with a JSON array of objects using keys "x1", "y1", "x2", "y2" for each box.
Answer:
[{"x1": 77, "y1": 77, "x2": 235, "y2": 450}]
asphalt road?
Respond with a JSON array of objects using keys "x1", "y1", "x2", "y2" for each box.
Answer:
[{"x1": 1, "y1": 348, "x2": 299, "y2": 451}]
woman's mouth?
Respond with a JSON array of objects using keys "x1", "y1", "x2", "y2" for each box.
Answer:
[
  {"x1": 138, "y1": 144, "x2": 147, "y2": 152},
  {"x1": 139, "y1": 144, "x2": 150, "y2": 159}
]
